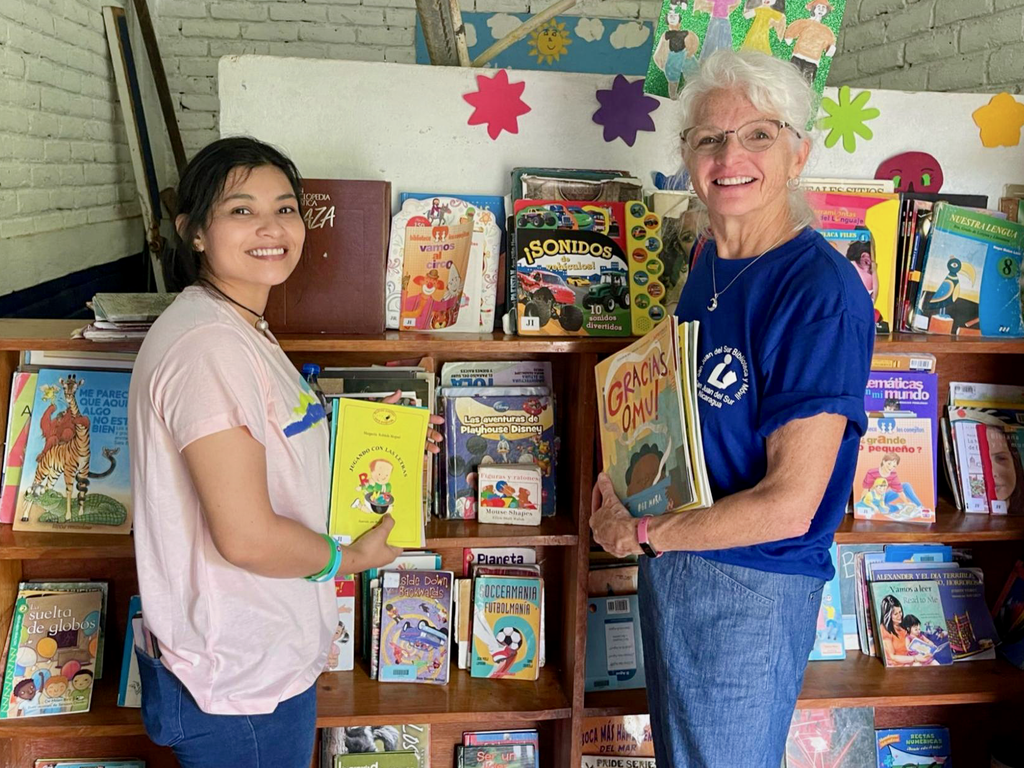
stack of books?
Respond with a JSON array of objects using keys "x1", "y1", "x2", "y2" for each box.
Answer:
[
  {"x1": 458, "y1": 729, "x2": 539, "y2": 768},
  {"x1": 321, "y1": 723, "x2": 429, "y2": 767},
  {"x1": 74, "y1": 293, "x2": 177, "y2": 341},
  {"x1": 584, "y1": 552, "x2": 644, "y2": 692}
]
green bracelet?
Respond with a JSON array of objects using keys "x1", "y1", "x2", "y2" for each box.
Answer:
[{"x1": 305, "y1": 533, "x2": 341, "y2": 582}]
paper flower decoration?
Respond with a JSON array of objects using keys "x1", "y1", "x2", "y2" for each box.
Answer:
[
  {"x1": 463, "y1": 69, "x2": 531, "y2": 141},
  {"x1": 593, "y1": 75, "x2": 660, "y2": 147},
  {"x1": 818, "y1": 86, "x2": 880, "y2": 153},
  {"x1": 972, "y1": 92, "x2": 1024, "y2": 148}
]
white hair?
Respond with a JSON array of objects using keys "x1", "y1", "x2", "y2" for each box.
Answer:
[{"x1": 678, "y1": 49, "x2": 816, "y2": 236}]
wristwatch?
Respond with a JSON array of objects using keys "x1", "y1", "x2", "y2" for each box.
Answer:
[{"x1": 637, "y1": 515, "x2": 662, "y2": 558}]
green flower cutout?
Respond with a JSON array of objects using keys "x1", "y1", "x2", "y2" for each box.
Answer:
[{"x1": 818, "y1": 86, "x2": 880, "y2": 153}]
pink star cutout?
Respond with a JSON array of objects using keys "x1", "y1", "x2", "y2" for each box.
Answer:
[{"x1": 463, "y1": 70, "x2": 531, "y2": 141}]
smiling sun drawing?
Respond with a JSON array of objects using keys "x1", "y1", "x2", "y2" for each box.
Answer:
[{"x1": 528, "y1": 20, "x2": 571, "y2": 65}]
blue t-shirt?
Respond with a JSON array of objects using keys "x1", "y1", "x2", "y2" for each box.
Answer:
[{"x1": 676, "y1": 228, "x2": 874, "y2": 580}]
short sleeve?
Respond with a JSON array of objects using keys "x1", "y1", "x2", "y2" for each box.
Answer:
[
  {"x1": 757, "y1": 311, "x2": 873, "y2": 440},
  {"x1": 153, "y1": 326, "x2": 270, "y2": 451}
]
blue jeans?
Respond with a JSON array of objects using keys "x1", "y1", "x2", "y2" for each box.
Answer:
[
  {"x1": 638, "y1": 552, "x2": 824, "y2": 767},
  {"x1": 135, "y1": 648, "x2": 317, "y2": 768}
]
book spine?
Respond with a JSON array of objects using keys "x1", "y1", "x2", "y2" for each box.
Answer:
[
  {"x1": 0, "y1": 597, "x2": 27, "y2": 717},
  {"x1": 370, "y1": 583, "x2": 382, "y2": 680}
]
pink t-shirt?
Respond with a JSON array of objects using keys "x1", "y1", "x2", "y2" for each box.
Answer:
[{"x1": 128, "y1": 286, "x2": 334, "y2": 715}]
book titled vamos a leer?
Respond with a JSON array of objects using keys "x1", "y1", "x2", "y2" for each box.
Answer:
[{"x1": 594, "y1": 317, "x2": 710, "y2": 516}]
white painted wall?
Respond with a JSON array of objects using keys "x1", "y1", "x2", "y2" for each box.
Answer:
[{"x1": 220, "y1": 56, "x2": 1023, "y2": 210}]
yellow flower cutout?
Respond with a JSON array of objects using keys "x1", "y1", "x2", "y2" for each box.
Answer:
[
  {"x1": 972, "y1": 92, "x2": 1024, "y2": 148},
  {"x1": 528, "y1": 20, "x2": 571, "y2": 65}
]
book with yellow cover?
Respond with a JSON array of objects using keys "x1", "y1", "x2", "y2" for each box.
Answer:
[{"x1": 329, "y1": 398, "x2": 430, "y2": 549}]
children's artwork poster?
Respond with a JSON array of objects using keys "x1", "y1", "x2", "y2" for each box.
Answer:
[
  {"x1": 645, "y1": 0, "x2": 846, "y2": 101},
  {"x1": 415, "y1": 13, "x2": 654, "y2": 75}
]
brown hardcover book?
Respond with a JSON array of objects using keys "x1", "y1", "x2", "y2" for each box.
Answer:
[{"x1": 265, "y1": 179, "x2": 391, "y2": 334}]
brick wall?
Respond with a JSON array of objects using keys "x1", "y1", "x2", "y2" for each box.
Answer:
[{"x1": 828, "y1": 0, "x2": 1024, "y2": 93}]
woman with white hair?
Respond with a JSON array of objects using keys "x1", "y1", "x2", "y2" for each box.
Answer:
[{"x1": 591, "y1": 50, "x2": 874, "y2": 766}]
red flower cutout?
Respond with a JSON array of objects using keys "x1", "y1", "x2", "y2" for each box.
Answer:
[{"x1": 463, "y1": 70, "x2": 531, "y2": 141}]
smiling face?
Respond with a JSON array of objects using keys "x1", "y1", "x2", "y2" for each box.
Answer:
[
  {"x1": 186, "y1": 164, "x2": 305, "y2": 291},
  {"x1": 686, "y1": 90, "x2": 809, "y2": 228}
]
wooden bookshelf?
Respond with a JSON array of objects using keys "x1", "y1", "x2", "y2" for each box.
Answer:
[{"x1": 1, "y1": 321, "x2": 1023, "y2": 767}]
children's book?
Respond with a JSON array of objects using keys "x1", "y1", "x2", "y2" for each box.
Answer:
[
  {"x1": 458, "y1": 744, "x2": 536, "y2": 768},
  {"x1": 23, "y1": 581, "x2": 108, "y2": 678},
  {"x1": 322, "y1": 724, "x2": 430, "y2": 768},
  {"x1": 912, "y1": 203, "x2": 1024, "y2": 337},
  {"x1": 948, "y1": 407, "x2": 1024, "y2": 515},
  {"x1": 853, "y1": 415, "x2": 935, "y2": 524},
  {"x1": 440, "y1": 388, "x2": 556, "y2": 519},
  {"x1": 471, "y1": 576, "x2": 542, "y2": 681},
  {"x1": 329, "y1": 398, "x2": 430, "y2": 548},
  {"x1": 585, "y1": 595, "x2": 646, "y2": 692},
  {"x1": 440, "y1": 361, "x2": 552, "y2": 389},
  {"x1": 462, "y1": 547, "x2": 537, "y2": 577},
  {"x1": 871, "y1": 565, "x2": 997, "y2": 661},
  {"x1": 1, "y1": 371, "x2": 36, "y2": 525},
  {"x1": 1, "y1": 587, "x2": 104, "y2": 718},
  {"x1": 864, "y1": 370, "x2": 939, "y2": 476},
  {"x1": 326, "y1": 575, "x2": 355, "y2": 672},
  {"x1": 808, "y1": 191, "x2": 901, "y2": 333},
  {"x1": 869, "y1": 581, "x2": 953, "y2": 666},
  {"x1": 837, "y1": 545, "x2": 883, "y2": 651},
  {"x1": 14, "y1": 369, "x2": 132, "y2": 534},
  {"x1": 595, "y1": 317, "x2": 700, "y2": 516},
  {"x1": 464, "y1": 730, "x2": 539, "y2": 768},
  {"x1": 362, "y1": 552, "x2": 443, "y2": 661},
  {"x1": 580, "y1": 715, "x2": 654, "y2": 758},
  {"x1": 785, "y1": 707, "x2": 875, "y2": 768},
  {"x1": 875, "y1": 726, "x2": 951, "y2": 768},
  {"x1": 117, "y1": 594, "x2": 142, "y2": 707},
  {"x1": 477, "y1": 464, "x2": 543, "y2": 526},
  {"x1": 809, "y1": 544, "x2": 845, "y2": 660},
  {"x1": 335, "y1": 753, "x2": 420, "y2": 768},
  {"x1": 580, "y1": 758, "x2": 656, "y2": 768},
  {"x1": 378, "y1": 570, "x2": 453, "y2": 685}
]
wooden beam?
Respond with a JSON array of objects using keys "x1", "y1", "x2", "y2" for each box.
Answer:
[{"x1": 471, "y1": 0, "x2": 577, "y2": 68}]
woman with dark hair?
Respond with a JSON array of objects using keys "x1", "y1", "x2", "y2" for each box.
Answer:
[
  {"x1": 128, "y1": 137, "x2": 441, "y2": 767},
  {"x1": 878, "y1": 594, "x2": 918, "y2": 666}
]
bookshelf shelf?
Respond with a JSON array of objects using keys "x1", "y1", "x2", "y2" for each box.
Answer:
[
  {"x1": 316, "y1": 664, "x2": 572, "y2": 727},
  {"x1": 0, "y1": 677, "x2": 144, "y2": 739},
  {"x1": 834, "y1": 498, "x2": 1024, "y2": 543},
  {"x1": 425, "y1": 515, "x2": 578, "y2": 547},
  {"x1": 0, "y1": 527, "x2": 137, "y2": 560},
  {"x1": 583, "y1": 657, "x2": 1024, "y2": 717}
]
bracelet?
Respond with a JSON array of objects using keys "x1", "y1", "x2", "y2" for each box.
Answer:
[{"x1": 305, "y1": 534, "x2": 342, "y2": 582}]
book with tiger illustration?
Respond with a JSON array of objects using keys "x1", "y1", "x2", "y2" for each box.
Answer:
[
  {"x1": 471, "y1": 575, "x2": 542, "y2": 681},
  {"x1": 13, "y1": 369, "x2": 132, "y2": 535}
]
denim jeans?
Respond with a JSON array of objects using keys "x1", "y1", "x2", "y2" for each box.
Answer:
[
  {"x1": 638, "y1": 552, "x2": 824, "y2": 767},
  {"x1": 135, "y1": 648, "x2": 317, "y2": 768}
]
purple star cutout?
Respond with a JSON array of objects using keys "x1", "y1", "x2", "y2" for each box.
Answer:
[{"x1": 593, "y1": 75, "x2": 660, "y2": 147}]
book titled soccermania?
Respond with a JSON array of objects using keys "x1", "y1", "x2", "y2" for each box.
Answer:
[{"x1": 471, "y1": 575, "x2": 542, "y2": 681}]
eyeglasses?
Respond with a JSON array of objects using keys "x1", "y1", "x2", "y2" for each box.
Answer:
[{"x1": 680, "y1": 119, "x2": 799, "y2": 155}]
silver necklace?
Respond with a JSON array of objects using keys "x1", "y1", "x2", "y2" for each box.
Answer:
[
  {"x1": 707, "y1": 234, "x2": 789, "y2": 312},
  {"x1": 200, "y1": 279, "x2": 271, "y2": 336}
]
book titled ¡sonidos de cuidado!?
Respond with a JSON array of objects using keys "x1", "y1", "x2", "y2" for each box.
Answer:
[
  {"x1": 329, "y1": 398, "x2": 430, "y2": 549},
  {"x1": 594, "y1": 317, "x2": 697, "y2": 516}
]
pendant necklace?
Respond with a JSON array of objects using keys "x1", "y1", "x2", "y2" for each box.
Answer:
[
  {"x1": 199, "y1": 279, "x2": 271, "y2": 336},
  {"x1": 707, "y1": 233, "x2": 791, "y2": 312}
]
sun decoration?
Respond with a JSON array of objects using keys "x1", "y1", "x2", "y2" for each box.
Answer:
[
  {"x1": 462, "y1": 69, "x2": 532, "y2": 141},
  {"x1": 528, "y1": 20, "x2": 572, "y2": 65},
  {"x1": 818, "y1": 86, "x2": 880, "y2": 154}
]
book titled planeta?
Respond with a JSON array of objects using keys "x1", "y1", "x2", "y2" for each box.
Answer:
[
  {"x1": 329, "y1": 398, "x2": 430, "y2": 549},
  {"x1": 471, "y1": 575, "x2": 542, "y2": 681},
  {"x1": 377, "y1": 570, "x2": 453, "y2": 685},
  {"x1": 14, "y1": 369, "x2": 132, "y2": 534},
  {"x1": 595, "y1": 317, "x2": 696, "y2": 516},
  {"x1": 1, "y1": 588, "x2": 104, "y2": 718}
]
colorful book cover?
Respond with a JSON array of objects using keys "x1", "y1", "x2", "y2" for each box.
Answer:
[
  {"x1": 595, "y1": 317, "x2": 694, "y2": 515},
  {"x1": 464, "y1": 730, "x2": 539, "y2": 768},
  {"x1": 326, "y1": 575, "x2": 355, "y2": 672},
  {"x1": 471, "y1": 575, "x2": 542, "y2": 681},
  {"x1": 875, "y1": 726, "x2": 951, "y2": 768},
  {"x1": 1, "y1": 371, "x2": 36, "y2": 525},
  {"x1": 809, "y1": 543, "x2": 845, "y2": 660},
  {"x1": 585, "y1": 595, "x2": 646, "y2": 692},
  {"x1": 335, "y1": 753, "x2": 420, "y2": 768},
  {"x1": 644, "y1": 0, "x2": 846, "y2": 103},
  {"x1": 1, "y1": 589, "x2": 104, "y2": 718},
  {"x1": 837, "y1": 545, "x2": 882, "y2": 651},
  {"x1": 23, "y1": 581, "x2": 108, "y2": 679},
  {"x1": 785, "y1": 707, "x2": 875, "y2": 768},
  {"x1": 809, "y1": 191, "x2": 901, "y2": 333},
  {"x1": 853, "y1": 415, "x2": 935, "y2": 524},
  {"x1": 581, "y1": 758, "x2": 656, "y2": 768},
  {"x1": 512, "y1": 200, "x2": 631, "y2": 337},
  {"x1": 869, "y1": 581, "x2": 953, "y2": 667},
  {"x1": 322, "y1": 724, "x2": 430, "y2": 768},
  {"x1": 477, "y1": 464, "x2": 543, "y2": 526},
  {"x1": 441, "y1": 388, "x2": 556, "y2": 519},
  {"x1": 117, "y1": 594, "x2": 142, "y2": 707},
  {"x1": 580, "y1": 715, "x2": 654, "y2": 757},
  {"x1": 871, "y1": 566, "x2": 997, "y2": 661},
  {"x1": 378, "y1": 570, "x2": 453, "y2": 685},
  {"x1": 462, "y1": 547, "x2": 537, "y2": 577},
  {"x1": 14, "y1": 369, "x2": 131, "y2": 534},
  {"x1": 329, "y1": 398, "x2": 430, "y2": 548},
  {"x1": 458, "y1": 744, "x2": 536, "y2": 768},
  {"x1": 913, "y1": 203, "x2": 1024, "y2": 337},
  {"x1": 362, "y1": 552, "x2": 442, "y2": 662},
  {"x1": 441, "y1": 361, "x2": 552, "y2": 389},
  {"x1": 949, "y1": 407, "x2": 1024, "y2": 515}
]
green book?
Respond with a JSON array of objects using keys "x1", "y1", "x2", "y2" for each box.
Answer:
[{"x1": 334, "y1": 752, "x2": 419, "y2": 768}]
